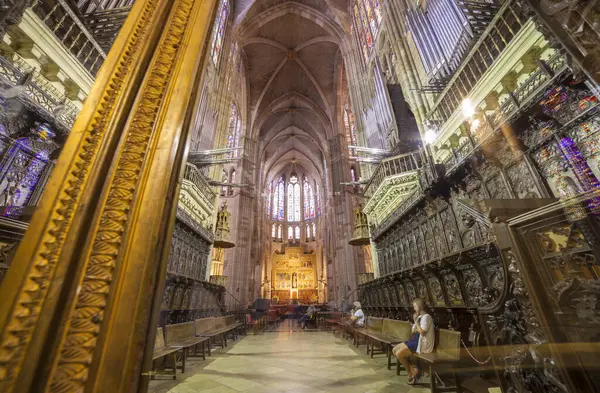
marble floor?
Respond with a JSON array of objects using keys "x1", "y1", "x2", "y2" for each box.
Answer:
[{"x1": 148, "y1": 328, "x2": 434, "y2": 393}]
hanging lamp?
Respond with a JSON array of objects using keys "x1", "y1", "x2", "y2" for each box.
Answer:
[
  {"x1": 349, "y1": 204, "x2": 371, "y2": 246},
  {"x1": 213, "y1": 202, "x2": 235, "y2": 248}
]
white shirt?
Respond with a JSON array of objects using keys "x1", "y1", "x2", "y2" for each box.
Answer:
[
  {"x1": 353, "y1": 309, "x2": 365, "y2": 327},
  {"x1": 415, "y1": 313, "x2": 434, "y2": 353}
]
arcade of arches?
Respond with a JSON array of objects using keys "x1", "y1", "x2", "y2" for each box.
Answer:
[{"x1": 0, "y1": 0, "x2": 599, "y2": 392}]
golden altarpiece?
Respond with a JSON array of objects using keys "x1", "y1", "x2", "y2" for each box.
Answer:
[{"x1": 270, "y1": 246, "x2": 317, "y2": 304}]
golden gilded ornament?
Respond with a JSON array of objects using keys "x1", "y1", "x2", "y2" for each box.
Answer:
[
  {"x1": 0, "y1": 0, "x2": 218, "y2": 391},
  {"x1": 349, "y1": 205, "x2": 370, "y2": 246},
  {"x1": 213, "y1": 202, "x2": 235, "y2": 249}
]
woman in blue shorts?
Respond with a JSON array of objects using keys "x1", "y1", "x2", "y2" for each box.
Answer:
[{"x1": 392, "y1": 299, "x2": 434, "y2": 384}]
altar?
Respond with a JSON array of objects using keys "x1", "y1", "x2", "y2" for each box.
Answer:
[{"x1": 271, "y1": 246, "x2": 318, "y2": 304}]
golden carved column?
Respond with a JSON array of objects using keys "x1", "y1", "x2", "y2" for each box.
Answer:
[{"x1": 0, "y1": 0, "x2": 217, "y2": 392}]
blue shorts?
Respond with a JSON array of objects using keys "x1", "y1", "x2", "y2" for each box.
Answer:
[{"x1": 405, "y1": 333, "x2": 420, "y2": 352}]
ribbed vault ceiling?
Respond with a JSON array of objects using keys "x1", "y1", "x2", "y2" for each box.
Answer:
[{"x1": 236, "y1": 0, "x2": 348, "y2": 185}]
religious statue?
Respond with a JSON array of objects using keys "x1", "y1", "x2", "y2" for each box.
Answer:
[
  {"x1": 292, "y1": 272, "x2": 298, "y2": 289},
  {"x1": 555, "y1": 175, "x2": 586, "y2": 221},
  {"x1": 0, "y1": 179, "x2": 19, "y2": 206}
]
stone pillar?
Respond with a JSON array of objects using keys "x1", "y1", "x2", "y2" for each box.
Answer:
[
  {"x1": 327, "y1": 134, "x2": 364, "y2": 306},
  {"x1": 0, "y1": 0, "x2": 218, "y2": 392}
]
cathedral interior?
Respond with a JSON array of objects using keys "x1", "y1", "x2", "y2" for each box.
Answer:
[{"x1": 0, "y1": 0, "x2": 599, "y2": 392}]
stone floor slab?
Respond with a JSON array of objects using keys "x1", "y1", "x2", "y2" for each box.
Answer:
[{"x1": 149, "y1": 329, "x2": 496, "y2": 393}]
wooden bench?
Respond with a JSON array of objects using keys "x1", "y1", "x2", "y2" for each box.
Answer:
[
  {"x1": 353, "y1": 316, "x2": 383, "y2": 348},
  {"x1": 336, "y1": 317, "x2": 355, "y2": 341},
  {"x1": 151, "y1": 327, "x2": 181, "y2": 379},
  {"x1": 164, "y1": 322, "x2": 210, "y2": 373},
  {"x1": 414, "y1": 329, "x2": 462, "y2": 393},
  {"x1": 266, "y1": 309, "x2": 280, "y2": 328},
  {"x1": 322, "y1": 311, "x2": 344, "y2": 330},
  {"x1": 195, "y1": 316, "x2": 241, "y2": 352},
  {"x1": 305, "y1": 313, "x2": 317, "y2": 329},
  {"x1": 225, "y1": 314, "x2": 245, "y2": 338},
  {"x1": 363, "y1": 319, "x2": 412, "y2": 370},
  {"x1": 195, "y1": 317, "x2": 225, "y2": 353}
]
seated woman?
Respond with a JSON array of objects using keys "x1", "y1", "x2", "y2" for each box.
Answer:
[
  {"x1": 392, "y1": 298, "x2": 434, "y2": 384},
  {"x1": 344, "y1": 301, "x2": 364, "y2": 328},
  {"x1": 300, "y1": 304, "x2": 316, "y2": 329}
]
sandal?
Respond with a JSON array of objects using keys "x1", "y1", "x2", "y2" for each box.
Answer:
[{"x1": 407, "y1": 371, "x2": 422, "y2": 385}]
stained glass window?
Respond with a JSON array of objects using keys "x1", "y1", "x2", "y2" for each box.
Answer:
[
  {"x1": 287, "y1": 179, "x2": 294, "y2": 221},
  {"x1": 210, "y1": 0, "x2": 229, "y2": 67},
  {"x1": 559, "y1": 137, "x2": 600, "y2": 213},
  {"x1": 226, "y1": 103, "x2": 241, "y2": 158},
  {"x1": 315, "y1": 182, "x2": 321, "y2": 216},
  {"x1": 344, "y1": 103, "x2": 358, "y2": 155},
  {"x1": 277, "y1": 225, "x2": 282, "y2": 240},
  {"x1": 272, "y1": 224, "x2": 277, "y2": 239},
  {"x1": 266, "y1": 181, "x2": 272, "y2": 217},
  {"x1": 220, "y1": 169, "x2": 227, "y2": 196},
  {"x1": 312, "y1": 223, "x2": 316, "y2": 239},
  {"x1": 0, "y1": 123, "x2": 58, "y2": 218},
  {"x1": 273, "y1": 177, "x2": 285, "y2": 221},
  {"x1": 228, "y1": 169, "x2": 235, "y2": 195},
  {"x1": 303, "y1": 178, "x2": 315, "y2": 220},
  {"x1": 306, "y1": 224, "x2": 311, "y2": 240},
  {"x1": 294, "y1": 226, "x2": 300, "y2": 240},
  {"x1": 288, "y1": 226, "x2": 293, "y2": 240},
  {"x1": 351, "y1": 167, "x2": 357, "y2": 182},
  {"x1": 352, "y1": 0, "x2": 381, "y2": 63},
  {"x1": 287, "y1": 175, "x2": 301, "y2": 221}
]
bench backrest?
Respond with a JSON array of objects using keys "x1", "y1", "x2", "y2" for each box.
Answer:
[
  {"x1": 195, "y1": 318, "x2": 216, "y2": 334},
  {"x1": 225, "y1": 315, "x2": 235, "y2": 326},
  {"x1": 214, "y1": 316, "x2": 227, "y2": 328},
  {"x1": 155, "y1": 327, "x2": 166, "y2": 350},
  {"x1": 382, "y1": 319, "x2": 412, "y2": 340},
  {"x1": 437, "y1": 329, "x2": 461, "y2": 360},
  {"x1": 165, "y1": 322, "x2": 195, "y2": 346},
  {"x1": 366, "y1": 316, "x2": 384, "y2": 332}
]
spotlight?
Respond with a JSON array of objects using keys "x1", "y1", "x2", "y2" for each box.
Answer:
[
  {"x1": 462, "y1": 98, "x2": 475, "y2": 118},
  {"x1": 424, "y1": 129, "x2": 437, "y2": 145}
]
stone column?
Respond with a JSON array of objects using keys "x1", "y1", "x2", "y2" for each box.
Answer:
[{"x1": 0, "y1": 0, "x2": 218, "y2": 392}]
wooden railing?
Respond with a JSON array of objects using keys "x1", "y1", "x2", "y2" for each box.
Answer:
[
  {"x1": 81, "y1": 5, "x2": 133, "y2": 52},
  {"x1": 426, "y1": 0, "x2": 527, "y2": 124},
  {"x1": 183, "y1": 163, "x2": 217, "y2": 201},
  {"x1": 363, "y1": 150, "x2": 422, "y2": 197},
  {"x1": 437, "y1": 52, "x2": 568, "y2": 170},
  {"x1": 0, "y1": 56, "x2": 80, "y2": 129},
  {"x1": 31, "y1": 0, "x2": 106, "y2": 75}
]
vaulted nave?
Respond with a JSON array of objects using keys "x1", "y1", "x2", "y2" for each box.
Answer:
[{"x1": 0, "y1": 0, "x2": 599, "y2": 392}]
